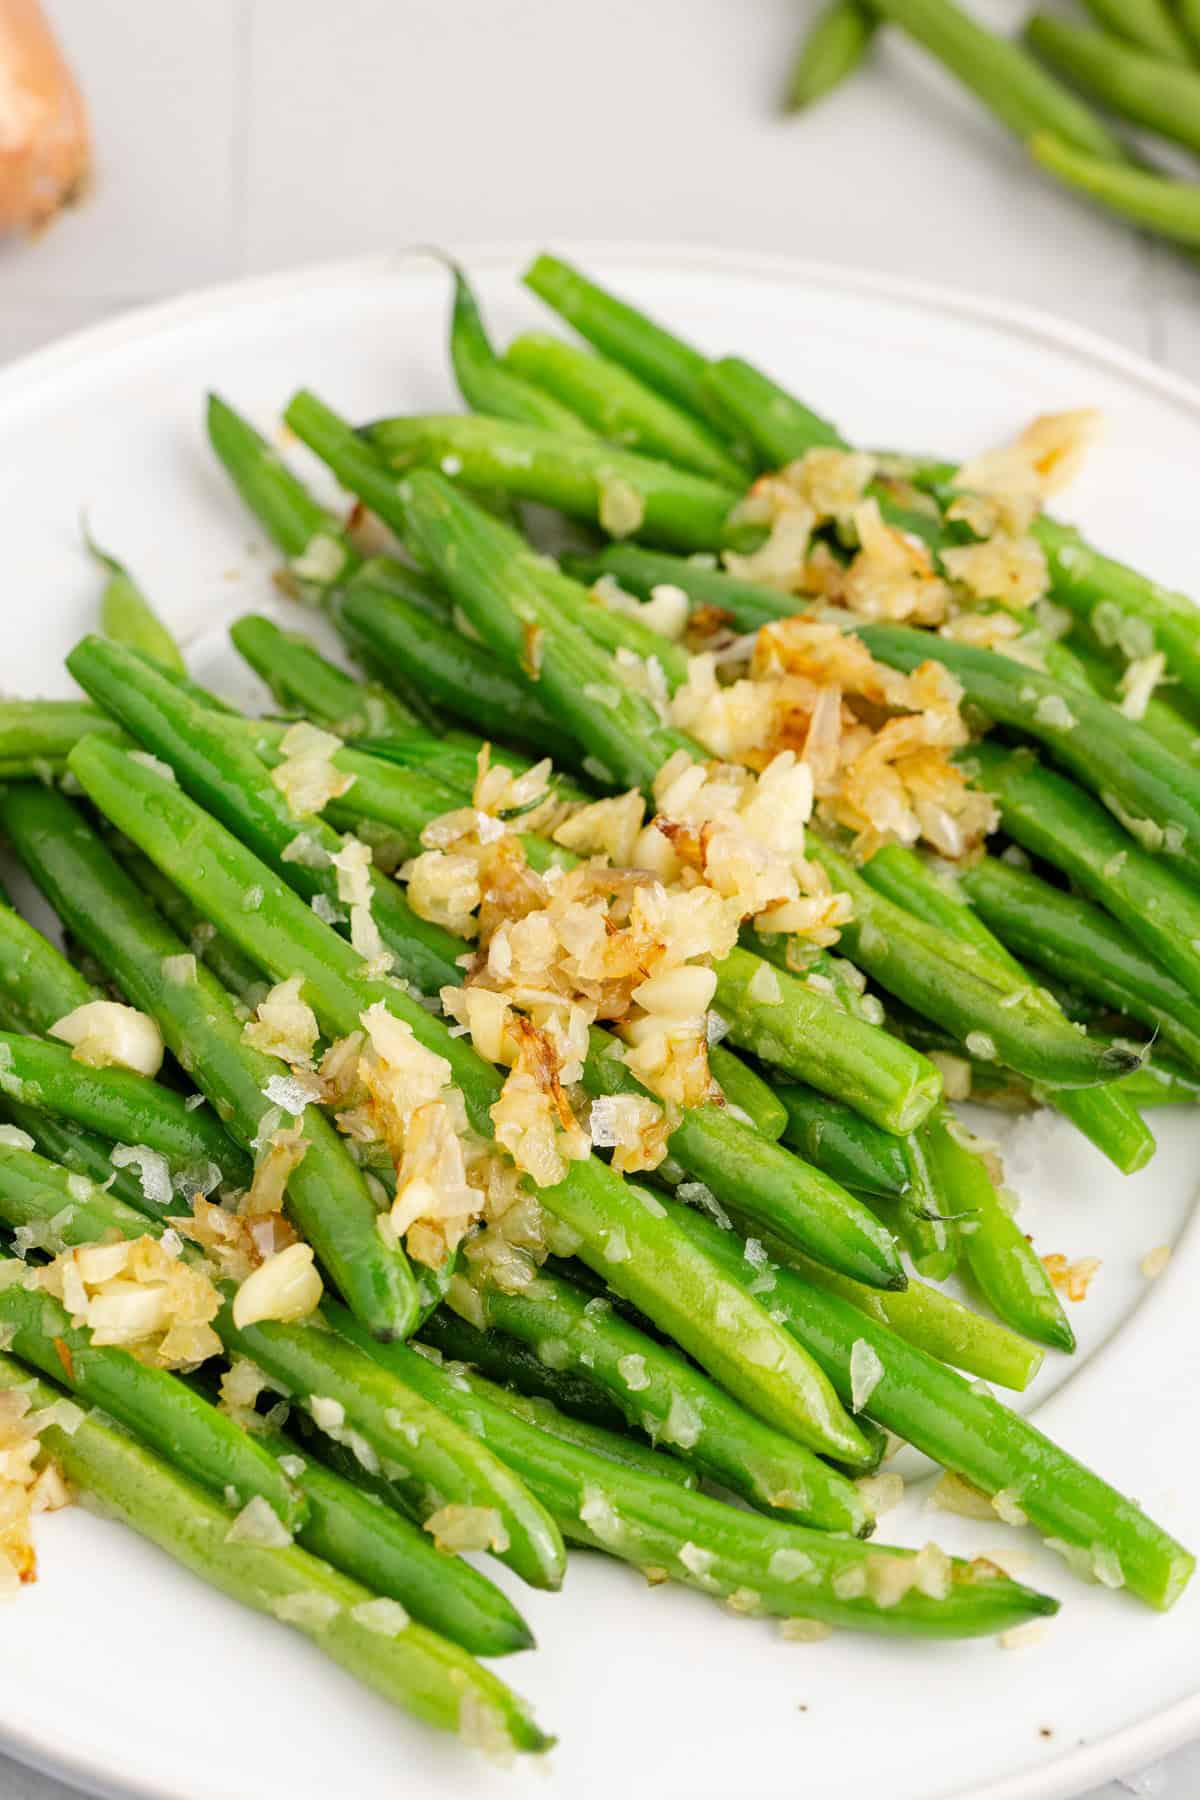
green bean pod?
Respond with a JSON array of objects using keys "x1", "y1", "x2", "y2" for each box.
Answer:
[
  {"x1": 960, "y1": 853, "x2": 1200, "y2": 1073},
  {"x1": 449, "y1": 264, "x2": 592, "y2": 434},
  {"x1": 0, "y1": 1357, "x2": 549, "y2": 1750},
  {"x1": 503, "y1": 331, "x2": 746, "y2": 483},
  {"x1": 338, "y1": 1321, "x2": 1061, "y2": 1637},
  {"x1": 364, "y1": 414, "x2": 745, "y2": 554},
  {"x1": 66, "y1": 738, "x2": 871, "y2": 1466},
  {"x1": 563, "y1": 542, "x2": 796, "y2": 631},
  {"x1": 783, "y1": 0, "x2": 880, "y2": 109},
  {"x1": 775, "y1": 1081, "x2": 909, "y2": 1198},
  {"x1": 707, "y1": 1043, "x2": 788, "y2": 1139},
  {"x1": 456, "y1": 1265, "x2": 873, "y2": 1534},
  {"x1": 0, "y1": 1031, "x2": 250, "y2": 1192},
  {"x1": 0, "y1": 782, "x2": 422, "y2": 1340},
  {"x1": 969, "y1": 740, "x2": 1200, "y2": 1007},
  {"x1": 0, "y1": 893, "x2": 97, "y2": 1033},
  {"x1": 0, "y1": 700, "x2": 125, "y2": 771},
  {"x1": 230, "y1": 614, "x2": 416, "y2": 737},
  {"x1": 420, "y1": 1306, "x2": 635, "y2": 1435},
  {"x1": 88, "y1": 538, "x2": 186, "y2": 675},
  {"x1": 663, "y1": 1199, "x2": 1193, "y2": 1609},
  {"x1": 1026, "y1": 14, "x2": 1200, "y2": 154},
  {"x1": 1076, "y1": 0, "x2": 1195, "y2": 58}
]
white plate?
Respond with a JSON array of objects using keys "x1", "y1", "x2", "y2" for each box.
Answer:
[{"x1": 0, "y1": 246, "x2": 1198, "y2": 1800}]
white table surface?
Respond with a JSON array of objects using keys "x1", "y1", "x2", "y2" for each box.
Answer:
[{"x1": 0, "y1": 3, "x2": 1196, "y2": 1796}]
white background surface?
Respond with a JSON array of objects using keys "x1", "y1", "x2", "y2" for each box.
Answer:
[{"x1": 0, "y1": 5, "x2": 1196, "y2": 1797}]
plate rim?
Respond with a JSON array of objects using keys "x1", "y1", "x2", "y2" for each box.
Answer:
[{"x1": 0, "y1": 239, "x2": 1197, "y2": 1800}]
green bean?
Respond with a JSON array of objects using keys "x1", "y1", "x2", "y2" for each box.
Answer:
[
  {"x1": 448, "y1": 264, "x2": 591, "y2": 434},
  {"x1": 219, "y1": 1305, "x2": 565, "y2": 1591},
  {"x1": 364, "y1": 414, "x2": 745, "y2": 554},
  {"x1": 419, "y1": 1306, "x2": 634, "y2": 1435},
  {"x1": 0, "y1": 1359, "x2": 549, "y2": 1750},
  {"x1": 701, "y1": 357, "x2": 845, "y2": 464},
  {"x1": 707, "y1": 1042, "x2": 788, "y2": 1138},
  {"x1": 1026, "y1": 14, "x2": 1200, "y2": 154},
  {"x1": 68, "y1": 738, "x2": 872, "y2": 1466},
  {"x1": 0, "y1": 1097, "x2": 150, "y2": 1212},
  {"x1": 580, "y1": 1024, "x2": 905, "y2": 1288},
  {"x1": 254, "y1": 1424, "x2": 535, "y2": 1657},
  {"x1": 1182, "y1": 0, "x2": 1200, "y2": 59},
  {"x1": 1031, "y1": 131, "x2": 1200, "y2": 248},
  {"x1": 0, "y1": 782, "x2": 421, "y2": 1340},
  {"x1": 871, "y1": 0, "x2": 1127, "y2": 156},
  {"x1": 68, "y1": 637, "x2": 908, "y2": 1293},
  {"x1": 105, "y1": 839, "x2": 268, "y2": 1008},
  {"x1": 0, "y1": 700, "x2": 125, "y2": 771},
  {"x1": 1037, "y1": 629, "x2": 1200, "y2": 763},
  {"x1": 456, "y1": 1264, "x2": 873, "y2": 1534},
  {"x1": 87, "y1": 536, "x2": 185, "y2": 676},
  {"x1": 922, "y1": 1111, "x2": 1073, "y2": 1352},
  {"x1": 0, "y1": 1030, "x2": 250, "y2": 1192},
  {"x1": 0, "y1": 892, "x2": 96, "y2": 1033},
  {"x1": 0, "y1": 1217, "x2": 304, "y2": 1528},
  {"x1": 335, "y1": 576, "x2": 579, "y2": 763},
  {"x1": 230, "y1": 614, "x2": 416, "y2": 736},
  {"x1": 662, "y1": 1199, "x2": 1192, "y2": 1609},
  {"x1": 969, "y1": 740, "x2": 1200, "y2": 1006},
  {"x1": 859, "y1": 842, "x2": 1155, "y2": 1174},
  {"x1": 890, "y1": 1123, "x2": 960, "y2": 1281},
  {"x1": 206, "y1": 392, "x2": 360, "y2": 594},
  {"x1": 335, "y1": 1315, "x2": 1060, "y2": 1636},
  {"x1": 563, "y1": 542, "x2": 796, "y2": 631},
  {"x1": 770, "y1": 1238, "x2": 1044, "y2": 1391},
  {"x1": 523, "y1": 253, "x2": 714, "y2": 420},
  {"x1": 960, "y1": 853, "x2": 1200, "y2": 1072},
  {"x1": 783, "y1": 0, "x2": 880, "y2": 109},
  {"x1": 801, "y1": 837, "x2": 1139, "y2": 1088},
  {"x1": 504, "y1": 332, "x2": 746, "y2": 484},
  {"x1": 1078, "y1": 0, "x2": 1195, "y2": 58},
  {"x1": 775, "y1": 1081, "x2": 909, "y2": 1197},
  {"x1": 1032, "y1": 515, "x2": 1200, "y2": 712},
  {"x1": 858, "y1": 622, "x2": 1200, "y2": 890}
]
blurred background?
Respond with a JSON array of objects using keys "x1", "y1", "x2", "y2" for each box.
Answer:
[
  {"x1": 0, "y1": 3, "x2": 1193, "y2": 1797},
  {"x1": 0, "y1": 0, "x2": 1195, "y2": 383}
]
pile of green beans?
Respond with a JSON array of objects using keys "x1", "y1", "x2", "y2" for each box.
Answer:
[{"x1": 3, "y1": 255, "x2": 1199, "y2": 1764}]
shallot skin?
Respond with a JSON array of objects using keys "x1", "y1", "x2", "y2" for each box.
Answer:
[{"x1": 0, "y1": 0, "x2": 88, "y2": 234}]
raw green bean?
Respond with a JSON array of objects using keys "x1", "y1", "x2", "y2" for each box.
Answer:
[
  {"x1": 1031, "y1": 130, "x2": 1200, "y2": 248},
  {"x1": 858, "y1": 622, "x2": 1200, "y2": 889},
  {"x1": 0, "y1": 1030, "x2": 250, "y2": 1192},
  {"x1": 335, "y1": 1315, "x2": 1061, "y2": 1636},
  {"x1": 68, "y1": 738, "x2": 872, "y2": 1466},
  {"x1": 1026, "y1": 14, "x2": 1200, "y2": 154},
  {"x1": 872, "y1": 0, "x2": 1128, "y2": 156},
  {"x1": 1182, "y1": 0, "x2": 1200, "y2": 59},
  {"x1": 663, "y1": 1199, "x2": 1192, "y2": 1609},
  {"x1": 960, "y1": 853, "x2": 1200, "y2": 1072},
  {"x1": 1078, "y1": 0, "x2": 1195, "y2": 58},
  {"x1": 0, "y1": 1358, "x2": 548, "y2": 1750},
  {"x1": 456, "y1": 1264, "x2": 873, "y2": 1534},
  {"x1": 229, "y1": 614, "x2": 416, "y2": 736},
  {"x1": 523, "y1": 253, "x2": 714, "y2": 420},
  {"x1": 0, "y1": 782, "x2": 422, "y2": 1340},
  {"x1": 448, "y1": 264, "x2": 591, "y2": 434},
  {"x1": 504, "y1": 332, "x2": 746, "y2": 483},
  {"x1": 802, "y1": 837, "x2": 1139, "y2": 1088},
  {"x1": 255, "y1": 1425, "x2": 535, "y2": 1657},
  {"x1": 969, "y1": 740, "x2": 1200, "y2": 1006},
  {"x1": 364, "y1": 414, "x2": 745, "y2": 554},
  {"x1": 87, "y1": 537, "x2": 185, "y2": 675},
  {"x1": 783, "y1": 0, "x2": 880, "y2": 109},
  {"x1": 206, "y1": 392, "x2": 360, "y2": 593}
]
